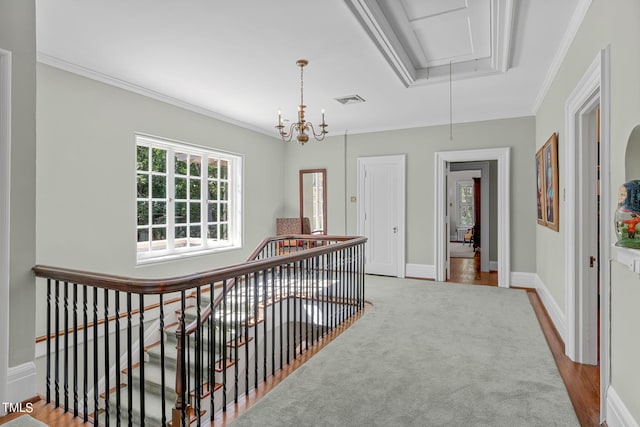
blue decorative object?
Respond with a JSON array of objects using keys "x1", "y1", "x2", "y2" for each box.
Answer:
[{"x1": 615, "y1": 180, "x2": 640, "y2": 248}]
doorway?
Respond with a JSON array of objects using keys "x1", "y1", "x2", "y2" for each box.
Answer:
[
  {"x1": 435, "y1": 148, "x2": 510, "y2": 287},
  {"x1": 356, "y1": 155, "x2": 406, "y2": 277},
  {"x1": 564, "y1": 48, "x2": 610, "y2": 423}
]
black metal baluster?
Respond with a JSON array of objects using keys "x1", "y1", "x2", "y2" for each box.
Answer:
[
  {"x1": 64, "y1": 282, "x2": 69, "y2": 412},
  {"x1": 93, "y1": 287, "x2": 98, "y2": 424},
  {"x1": 138, "y1": 295, "x2": 145, "y2": 426},
  {"x1": 209, "y1": 284, "x2": 215, "y2": 422},
  {"x1": 233, "y1": 279, "x2": 239, "y2": 403},
  {"x1": 114, "y1": 291, "x2": 121, "y2": 426},
  {"x1": 244, "y1": 275, "x2": 249, "y2": 396},
  {"x1": 263, "y1": 269, "x2": 267, "y2": 382},
  {"x1": 292, "y1": 262, "x2": 298, "y2": 360},
  {"x1": 103, "y1": 288, "x2": 110, "y2": 427},
  {"x1": 180, "y1": 291, "x2": 187, "y2": 426},
  {"x1": 278, "y1": 265, "x2": 283, "y2": 371},
  {"x1": 83, "y1": 285, "x2": 88, "y2": 423},
  {"x1": 271, "y1": 266, "x2": 276, "y2": 377},
  {"x1": 286, "y1": 262, "x2": 291, "y2": 364},
  {"x1": 304, "y1": 260, "x2": 309, "y2": 352},
  {"x1": 253, "y1": 271, "x2": 259, "y2": 389},
  {"x1": 196, "y1": 287, "x2": 202, "y2": 426},
  {"x1": 46, "y1": 279, "x2": 51, "y2": 404},
  {"x1": 221, "y1": 280, "x2": 227, "y2": 411},
  {"x1": 73, "y1": 282, "x2": 78, "y2": 417},
  {"x1": 54, "y1": 280, "x2": 60, "y2": 408},
  {"x1": 159, "y1": 294, "x2": 166, "y2": 427},
  {"x1": 323, "y1": 252, "x2": 328, "y2": 337},
  {"x1": 127, "y1": 293, "x2": 133, "y2": 426}
]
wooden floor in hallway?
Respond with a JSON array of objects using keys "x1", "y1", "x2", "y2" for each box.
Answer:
[{"x1": 449, "y1": 252, "x2": 498, "y2": 286}]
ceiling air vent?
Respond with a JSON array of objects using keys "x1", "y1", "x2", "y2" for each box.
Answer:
[{"x1": 334, "y1": 94, "x2": 366, "y2": 105}]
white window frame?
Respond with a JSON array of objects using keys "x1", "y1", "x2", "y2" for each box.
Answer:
[
  {"x1": 135, "y1": 134, "x2": 242, "y2": 264},
  {"x1": 456, "y1": 180, "x2": 474, "y2": 228}
]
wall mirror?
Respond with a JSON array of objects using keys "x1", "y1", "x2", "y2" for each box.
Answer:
[{"x1": 299, "y1": 169, "x2": 327, "y2": 234}]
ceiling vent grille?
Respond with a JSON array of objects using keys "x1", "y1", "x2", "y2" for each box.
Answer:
[{"x1": 334, "y1": 94, "x2": 366, "y2": 105}]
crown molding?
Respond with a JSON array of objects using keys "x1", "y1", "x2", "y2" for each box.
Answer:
[
  {"x1": 532, "y1": 0, "x2": 593, "y2": 113},
  {"x1": 37, "y1": 52, "x2": 278, "y2": 139},
  {"x1": 345, "y1": 0, "x2": 514, "y2": 87}
]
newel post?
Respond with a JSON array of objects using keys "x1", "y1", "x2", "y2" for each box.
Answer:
[{"x1": 172, "y1": 328, "x2": 190, "y2": 426}]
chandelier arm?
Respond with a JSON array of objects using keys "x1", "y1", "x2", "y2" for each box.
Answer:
[
  {"x1": 306, "y1": 123, "x2": 328, "y2": 141},
  {"x1": 276, "y1": 122, "x2": 297, "y2": 142}
]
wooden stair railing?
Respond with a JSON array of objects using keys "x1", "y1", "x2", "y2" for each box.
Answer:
[{"x1": 33, "y1": 234, "x2": 366, "y2": 426}]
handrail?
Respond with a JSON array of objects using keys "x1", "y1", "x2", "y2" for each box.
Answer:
[
  {"x1": 34, "y1": 234, "x2": 367, "y2": 426},
  {"x1": 180, "y1": 235, "x2": 362, "y2": 336},
  {"x1": 32, "y1": 235, "x2": 366, "y2": 294}
]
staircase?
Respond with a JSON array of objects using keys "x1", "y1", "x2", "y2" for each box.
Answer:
[
  {"x1": 99, "y1": 287, "x2": 251, "y2": 425},
  {"x1": 34, "y1": 235, "x2": 367, "y2": 427}
]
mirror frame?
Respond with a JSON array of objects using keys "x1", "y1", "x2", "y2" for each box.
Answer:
[{"x1": 299, "y1": 168, "x2": 327, "y2": 235}]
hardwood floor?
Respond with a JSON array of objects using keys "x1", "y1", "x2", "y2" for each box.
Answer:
[
  {"x1": 449, "y1": 251, "x2": 498, "y2": 286},
  {"x1": 0, "y1": 275, "x2": 603, "y2": 426}
]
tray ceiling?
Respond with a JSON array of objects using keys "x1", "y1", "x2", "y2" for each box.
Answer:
[{"x1": 346, "y1": 0, "x2": 514, "y2": 86}]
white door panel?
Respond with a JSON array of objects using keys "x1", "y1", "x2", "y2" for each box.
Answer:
[{"x1": 357, "y1": 156, "x2": 405, "y2": 277}]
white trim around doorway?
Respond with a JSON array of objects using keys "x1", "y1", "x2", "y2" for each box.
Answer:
[
  {"x1": 564, "y1": 47, "x2": 611, "y2": 424},
  {"x1": 0, "y1": 48, "x2": 12, "y2": 416},
  {"x1": 435, "y1": 148, "x2": 511, "y2": 287}
]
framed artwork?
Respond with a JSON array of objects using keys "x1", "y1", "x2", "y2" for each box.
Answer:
[
  {"x1": 535, "y1": 147, "x2": 546, "y2": 225},
  {"x1": 542, "y1": 133, "x2": 559, "y2": 231}
]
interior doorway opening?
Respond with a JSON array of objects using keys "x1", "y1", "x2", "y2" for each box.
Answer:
[
  {"x1": 434, "y1": 147, "x2": 510, "y2": 288},
  {"x1": 447, "y1": 162, "x2": 497, "y2": 286}
]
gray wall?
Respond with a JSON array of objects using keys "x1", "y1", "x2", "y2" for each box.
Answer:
[
  {"x1": 36, "y1": 64, "x2": 286, "y2": 279},
  {"x1": 283, "y1": 117, "x2": 536, "y2": 273},
  {"x1": 535, "y1": 0, "x2": 640, "y2": 421},
  {"x1": 0, "y1": 0, "x2": 37, "y2": 372}
]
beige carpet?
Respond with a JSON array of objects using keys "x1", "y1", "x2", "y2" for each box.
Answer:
[
  {"x1": 230, "y1": 276, "x2": 578, "y2": 427},
  {"x1": 0, "y1": 416, "x2": 48, "y2": 427}
]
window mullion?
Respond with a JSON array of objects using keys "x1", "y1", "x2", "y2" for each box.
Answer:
[
  {"x1": 167, "y1": 148, "x2": 175, "y2": 253},
  {"x1": 201, "y1": 154, "x2": 208, "y2": 248}
]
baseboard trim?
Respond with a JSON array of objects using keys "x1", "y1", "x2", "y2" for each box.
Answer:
[
  {"x1": 534, "y1": 274, "x2": 567, "y2": 343},
  {"x1": 510, "y1": 272, "x2": 537, "y2": 288},
  {"x1": 489, "y1": 260, "x2": 498, "y2": 271},
  {"x1": 6, "y1": 362, "x2": 36, "y2": 406},
  {"x1": 607, "y1": 386, "x2": 640, "y2": 427},
  {"x1": 405, "y1": 264, "x2": 434, "y2": 280}
]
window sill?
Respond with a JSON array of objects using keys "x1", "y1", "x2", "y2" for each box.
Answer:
[{"x1": 136, "y1": 245, "x2": 241, "y2": 266}]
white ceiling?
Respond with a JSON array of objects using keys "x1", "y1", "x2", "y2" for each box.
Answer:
[{"x1": 35, "y1": 0, "x2": 583, "y2": 138}]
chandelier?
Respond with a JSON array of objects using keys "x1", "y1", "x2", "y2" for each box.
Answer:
[{"x1": 276, "y1": 59, "x2": 328, "y2": 144}]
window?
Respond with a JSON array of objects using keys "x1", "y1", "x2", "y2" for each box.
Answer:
[
  {"x1": 456, "y1": 181, "x2": 474, "y2": 228},
  {"x1": 136, "y1": 134, "x2": 242, "y2": 263}
]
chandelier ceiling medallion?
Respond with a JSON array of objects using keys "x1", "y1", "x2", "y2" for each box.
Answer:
[{"x1": 276, "y1": 59, "x2": 328, "y2": 144}]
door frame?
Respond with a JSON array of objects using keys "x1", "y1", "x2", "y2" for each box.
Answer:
[
  {"x1": 435, "y1": 148, "x2": 511, "y2": 287},
  {"x1": 0, "y1": 48, "x2": 12, "y2": 415},
  {"x1": 357, "y1": 154, "x2": 406, "y2": 278},
  {"x1": 450, "y1": 161, "x2": 490, "y2": 272},
  {"x1": 564, "y1": 47, "x2": 610, "y2": 422}
]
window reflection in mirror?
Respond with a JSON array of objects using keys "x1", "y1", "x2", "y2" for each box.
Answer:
[{"x1": 299, "y1": 169, "x2": 327, "y2": 234}]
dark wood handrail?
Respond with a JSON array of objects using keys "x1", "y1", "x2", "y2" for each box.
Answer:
[
  {"x1": 32, "y1": 235, "x2": 366, "y2": 295},
  {"x1": 182, "y1": 235, "x2": 362, "y2": 335}
]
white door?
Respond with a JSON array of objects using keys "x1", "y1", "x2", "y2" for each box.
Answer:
[{"x1": 357, "y1": 155, "x2": 405, "y2": 277}]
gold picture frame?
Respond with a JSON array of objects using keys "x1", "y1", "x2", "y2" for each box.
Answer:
[
  {"x1": 542, "y1": 133, "x2": 559, "y2": 231},
  {"x1": 535, "y1": 147, "x2": 546, "y2": 225}
]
